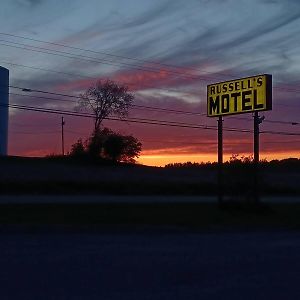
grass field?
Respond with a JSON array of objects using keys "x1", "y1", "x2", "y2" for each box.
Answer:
[
  {"x1": 0, "y1": 159, "x2": 299, "y2": 196},
  {"x1": 0, "y1": 156, "x2": 299, "y2": 230},
  {"x1": 0, "y1": 201, "x2": 300, "y2": 231}
]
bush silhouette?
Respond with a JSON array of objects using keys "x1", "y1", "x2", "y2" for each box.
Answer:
[{"x1": 69, "y1": 128, "x2": 142, "y2": 163}]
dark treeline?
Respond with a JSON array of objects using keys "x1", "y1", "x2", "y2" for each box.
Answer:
[
  {"x1": 0, "y1": 155, "x2": 298, "y2": 196},
  {"x1": 165, "y1": 156, "x2": 300, "y2": 199},
  {"x1": 165, "y1": 156, "x2": 300, "y2": 171}
]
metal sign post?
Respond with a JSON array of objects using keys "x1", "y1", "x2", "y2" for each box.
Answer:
[
  {"x1": 253, "y1": 112, "x2": 264, "y2": 203},
  {"x1": 254, "y1": 112, "x2": 259, "y2": 203},
  {"x1": 61, "y1": 116, "x2": 65, "y2": 156},
  {"x1": 218, "y1": 116, "x2": 223, "y2": 206},
  {"x1": 254, "y1": 112, "x2": 260, "y2": 164},
  {"x1": 207, "y1": 74, "x2": 272, "y2": 206}
]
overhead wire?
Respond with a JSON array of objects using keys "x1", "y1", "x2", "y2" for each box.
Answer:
[
  {"x1": 0, "y1": 39, "x2": 205, "y2": 81},
  {"x1": 2, "y1": 32, "x2": 299, "y2": 157},
  {"x1": 3, "y1": 58, "x2": 300, "y2": 106},
  {"x1": 5, "y1": 103, "x2": 229, "y2": 131},
  {"x1": 10, "y1": 130, "x2": 59, "y2": 135},
  {"x1": 0, "y1": 33, "x2": 299, "y2": 127},
  {"x1": 0, "y1": 60, "x2": 201, "y2": 98},
  {"x1": 1, "y1": 37, "x2": 300, "y2": 101},
  {"x1": 3, "y1": 31, "x2": 300, "y2": 92},
  {"x1": 4, "y1": 103, "x2": 300, "y2": 136},
  {"x1": 142, "y1": 139, "x2": 300, "y2": 145},
  {"x1": 8, "y1": 87, "x2": 206, "y2": 116},
  {"x1": 3, "y1": 38, "x2": 300, "y2": 95},
  {"x1": 1, "y1": 36, "x2": 300, "y2": 95},
  {"x1": 7, "y1": 85, "x2": 300, "y2": 126},
  {"x1": 0, "y1": 32, "x2": 226, "y2": 77}
]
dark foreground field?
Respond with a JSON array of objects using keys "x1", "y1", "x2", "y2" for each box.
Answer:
[
  {"x1": 0, "y1": 156, "x2": 299, "y2": 195},
  {"x1": 0, "y1": 157, "x2": 299, "y2": 299},
  {"x1": 0, "y1": 197, "x2": 299, "y2": 299},
  {"x1": 0, "y1": 225, "x2": 300, "y2": 299},
  {"x1": 0, "y1": 194, "x2": 298, "y2": 229}
]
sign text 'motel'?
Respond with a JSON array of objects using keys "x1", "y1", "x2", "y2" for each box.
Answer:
[{"x1": 207, "y1": 74, "x2": 272, "y2": 117}]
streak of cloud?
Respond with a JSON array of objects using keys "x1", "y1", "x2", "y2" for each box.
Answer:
[{"x1": 1, "y1": 0, "x2": 300, "y2": 163}]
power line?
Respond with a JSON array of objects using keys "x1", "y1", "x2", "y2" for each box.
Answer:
[
  {"x1": 228, "y1": 115, "x2": 299, "y2": 126},
  {"x1": 9, "y1": 93, "x2": 298, "y2": 132},
  {"x1": 10, "y1": 130, "x2": 59, "y2": 135},
  {"x1": 2, "y1": 36, "x2": 300, "y2": 95},
  {"x1": 0, "y1": 39, "x2": 203, "y2": 81},
  {"x1": 3, "y1": 31, "x2": 300, "y2": 93},
  {"x1": 8, "y1": 85, "x2": 300, "y2": 125},
  {"x1": 7, "y1": 103, "x2": 225, "y2": 131},
  {"x1": 0, "y1": 32, "x2": 228, "y2": 78},
  {"x1": 3, "y1": 102, "x2": 250, "y2": 132},
  {"x1": 9, "y1": 92, "x2": 77, "y2": 103},
  {"x1": 11, "y1": 130, "x2": 299, "y2": 146},
  {"x1": 2, "y1": 31, "x2": 300, "y2": 100},
  {"x1": 5, "y1": 103, "x2": 300, "y2": 136},
  {"x1": 6, "y1": 103, "x2": 216, "y2": 129},
  {"x1": 0, "y1": 60, "x2": 200, "y2": 98},
  {"x1": 0, "y1": 60, "x2": 91, "y2": 79},
  {"x1": 3, "y1": 38, "x2": 300, "y2": 95},
  {"x1": 142, "y1": 139, "x2": 300, "y2": 145},
  {"x1": 8, "y1": 93, "x2": 208, "y2": 125},
  {"x1": 8, "y1": 87, "x2": 207, "y2": 116},
  {"x1": 3, "y1": 57, "x2": 300, "y2": 106},
  {"x1": 10, "y1": 90, "x2": 205, "y2": 117},
  {"x1": 260, "y1": 129, "x2": 300, "y2": 136}
]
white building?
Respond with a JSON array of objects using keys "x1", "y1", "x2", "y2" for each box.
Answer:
[{"x1": 0, "y1": 66, "x2": 9, "y2": 155}]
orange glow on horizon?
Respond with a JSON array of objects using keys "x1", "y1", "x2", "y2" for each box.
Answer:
[
  {"x1": 8, "y1": 150, "x2": 299, "y2": 166},
  {"x1": 138, "y1": 151, "x2": 300, "y2": 167}
]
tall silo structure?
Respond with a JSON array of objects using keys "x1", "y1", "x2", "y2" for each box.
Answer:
[{"x1": 0, "y1": 66, "x2": 9, "y2": 156}]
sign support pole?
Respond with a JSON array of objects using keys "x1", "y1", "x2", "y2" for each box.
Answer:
[
  {"x1": 253, "y1": 112, "x2": 260, "y2": 203},
  {"x1": 218, "y1": 116, "x2": 223, "y2": 206},
  {"x1": 61, "y1": 116, "x2": 65, "y2": 156},
  {"x1": 207, "y1": 74, "x2": 271, "y2": 205}
]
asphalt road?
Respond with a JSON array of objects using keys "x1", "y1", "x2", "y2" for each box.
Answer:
[
  {"x1": 0, "y1": 195, "x2": 298, "y2": 203},
  {"x1": 0, "y1": 228, "x2": 299, "y2": 299}
]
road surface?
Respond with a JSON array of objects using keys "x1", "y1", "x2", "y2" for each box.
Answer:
[
  {"x1": 0, "y1": 195, "x2": 298, "y2": 203},
  {"x1": 0, "y1": 227, "x2": 299, "y2": 299}
]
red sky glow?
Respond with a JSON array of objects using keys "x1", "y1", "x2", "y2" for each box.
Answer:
[{"x1": 2, "y1": 0, "x2": 300, "y2": 166}]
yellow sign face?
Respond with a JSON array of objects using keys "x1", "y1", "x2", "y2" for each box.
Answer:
[{"x1": 207, "y1": 74, "x2": 272, "y2": 117}]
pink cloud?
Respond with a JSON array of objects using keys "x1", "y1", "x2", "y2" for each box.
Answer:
[{"x1": 54, "y1": 61, "x2": 215, "y2": 94}]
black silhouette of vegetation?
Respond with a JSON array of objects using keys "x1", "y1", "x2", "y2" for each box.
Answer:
[
  {"x1": 77, "y1": 79, "x2": 134, "y2": 132},
  {"x1": 103, "y1": 132, "x2": 142, "y2": 163},
  {"x1": 71, "y1": 79, "x2": 141, "y2": 163},
  {"x1": 69, "y1": 127, "x2": 142, "y2": 163},
  {"x1": 223, "y1": 154, "x2": 257, "y2": 202},
  {"x1": 69, "y1": 138, "x2": 85, "y2": 157},
  {"x1": 0, "y1": 155, "x2": 299, "y2": 198},
  {"x1": 165, "y1": 156, "x2": 300, "y2": 170},
  {"x1": 165, "y1": 156, "x2": 300, "y2": 201}
]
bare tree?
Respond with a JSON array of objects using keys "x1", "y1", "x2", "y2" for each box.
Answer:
[{"x1": 78, "y1": 80, "x2": 134, "y2": 132}]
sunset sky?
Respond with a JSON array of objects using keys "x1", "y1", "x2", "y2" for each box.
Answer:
[{"x1": 0, "y1": 0, "x2": 299, "y2": 166}]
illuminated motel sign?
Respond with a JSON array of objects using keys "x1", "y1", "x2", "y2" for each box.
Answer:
[
  {"x1": 207, "y1": 74, "x2": 272, "y2": 117},
  {"x1": 207, "y1": 74, "x2": 272, "y2": 205}
]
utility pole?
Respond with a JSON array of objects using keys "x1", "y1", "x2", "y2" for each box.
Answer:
[
  {"x1": 253, "y1": 112, "x2": 264, "y2": 203},
  {"x1": 61, "y1": 116, "x2": 65, "y2": 156},
  {"x1": 218, "y1": 116, "x2": 223, "y2": 206}
]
